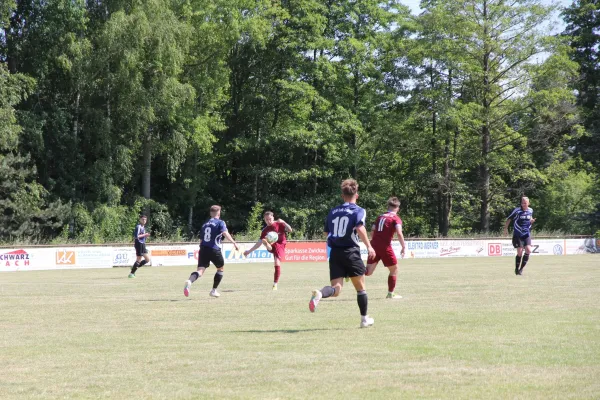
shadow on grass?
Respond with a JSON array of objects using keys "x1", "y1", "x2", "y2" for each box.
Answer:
[{"x1": 233, "y1": 328, "x2": 343, "y2": 334}]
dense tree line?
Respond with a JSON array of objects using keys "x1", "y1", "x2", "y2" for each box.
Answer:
[{"x1": 1, "y1": 0, "x2": 598, "y2": 243}]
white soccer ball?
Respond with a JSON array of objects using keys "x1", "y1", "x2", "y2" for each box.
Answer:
[{"x1": 266, "y1": 231, "x2": 279, "y2": 244}]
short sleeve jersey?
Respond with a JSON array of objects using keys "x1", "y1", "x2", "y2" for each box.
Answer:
[
  {"x1": 325, "y1": 202, "x2": 366, "y2": 248},
  {"x1": 370, "y1": 211, "x2": 402, "y2": 248},
  {"x1": 200, "y1": 218, "x2": 227, "y2": 249},
  {"x1": 260, "y1": 221, "x2": 287, "y2": 245},
  {"x1": 133, "y1": 224, "x2": 146, "y2": 244},
  {"x1": 507, "y1": 207, "x2": 534, "y2": 238}
]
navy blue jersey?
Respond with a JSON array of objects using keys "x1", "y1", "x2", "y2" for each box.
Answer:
[
  {"x1": 200, "y1": 218, "x2": 227, "y2": 249},
  {"x1": 133, "y1": 224, "x2": 146, "y2": 244},
  {"x1": 507, "y1": 207, "x2": 534, "y2": 238},
  {"x1": 325, "y1": 202, "x2": 366, "y2": 248}
]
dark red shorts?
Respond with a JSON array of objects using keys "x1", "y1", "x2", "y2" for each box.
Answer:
[
  {"x1": 367, "y1": 245, "x2": 397, "y2": 267},
  {"x1": 270, "y1": 242, "x2": 285, "y2": 261}
]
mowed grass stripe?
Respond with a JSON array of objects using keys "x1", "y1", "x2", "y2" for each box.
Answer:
[{"x1": 1, "y1": 255, "x2": 599, "y2": 399}]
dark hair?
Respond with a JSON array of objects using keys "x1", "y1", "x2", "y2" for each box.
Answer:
[
  {"x1": 263, "y1": 211, "x2": 274, "y2": 217},
  {"x1": 139, "y1": 215, "x2": 147, "y2": 219},
  {"x1": 341, "y1": 179, "x2": 358, "y2": 197},
  {"x1": 387, "y1": 197, "x2": 400, "y2": 209}
]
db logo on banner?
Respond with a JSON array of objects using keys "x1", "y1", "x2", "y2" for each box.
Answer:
[
  {"x1": 56, "y1": 250, "x2": 76, "y2": 265},
  {"x1": 488, "y1": 243, "x2": 502, "y2": 256}
]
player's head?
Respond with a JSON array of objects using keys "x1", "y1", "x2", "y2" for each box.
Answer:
[
  {"x1": 387, "y1": 197, "x2": 400, "y2": 212},
  {"x1": 210, "y1": 205, "x2": 221, "y2": 218},
  {"x1": 521, "y1": 196, "x2": 530, "y2": 209},
  {"x1": 139, "y1": 215, "x2": 147, "y2": 224},
  {"x1": 341, "y1": 179, "x2": 359, "y2": 202},
  {"x1": 263, "y1": 211, "x2": 274, "y2": 225}
]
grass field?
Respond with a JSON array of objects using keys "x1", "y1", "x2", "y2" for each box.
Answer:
[{"x1": 1, "y1": 255, "x2": 599, "y2": 399}]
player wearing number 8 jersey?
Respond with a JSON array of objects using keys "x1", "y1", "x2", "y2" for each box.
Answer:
[
  {"x1": 366, "y1": 197, "x2": 406, "y2": 299},
  {"x1": 308, "y1": 179, "x2": 377, "y2": 328},
  {"x1": 183, "y1": 205, "x2": 239, "y2": 298}
]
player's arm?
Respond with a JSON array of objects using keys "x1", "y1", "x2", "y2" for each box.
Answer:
[
  {"x1": 396, "y1": 224, "x2": 406, "y2": 258},
  {"x1": 277, "y1": 219, "x2": 293, "y2": 233},
  {"x1": 243, "y1": 239, "x2": 263, "y2": 256},
  {"x1": 223, "y1": 231, "x2": 239, "y2": 251},
  {"x1": 356, "y1": 225, "x2": 376, "y2": 259}
]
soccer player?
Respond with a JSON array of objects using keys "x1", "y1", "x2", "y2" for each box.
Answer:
[
  {"x1": 184, "y1": 205, "x2": 240, "y2": 298},
  {"x1": 243, "y1": 211, "x2": 293, "y2": 290},
  {"x1": 308, "y1": 179, "x2": 377, "y2": 328},
  {"x1": 129, "y1": 215, "x2": 151, "y2": 278},
  {"x1": 365, "y1": 197, "x2": 406, "y2": 299},
  {"x1": 504, "y1": 196, "x2": 536, "y2": 275}
]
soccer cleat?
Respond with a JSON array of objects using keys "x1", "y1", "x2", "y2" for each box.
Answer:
[
  {"x1": 272, "y1": 283, "x2": 278, "y2": 291},
  {"x1": 309, "y1": 289, "x2": 322, "y2": 312},
  {"x1": 128, "y1": 273, "x2": 135, "y2": 278},
  {"x1": 183, "y1": 280, "x2": 191, "y2": 297},
  {"x1": 386, "y1": 292, "x2": 402, "y2": 299},
  {"x1": 360, "y1": 316, "x2": 375, "y2": 328},
  {"x1": 209, "y1": 288, "x2": 220, "y2": 298}
]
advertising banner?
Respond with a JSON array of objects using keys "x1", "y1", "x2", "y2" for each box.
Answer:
[
  {"x1": 565, "y1": 238, "x2": 600, "y2": 255},
  {"x1": 1, "y1": 247, "x2": 113, "y2": 271},
  {"x1": 284, "y1": 242, "x2": 327, "y2": 262},
  {"x1": 151, "y1": 245, "x2": 197, "y2": 267},
  {"x1": 438, "y1": 240, "x2": 487, "y2": 257}
]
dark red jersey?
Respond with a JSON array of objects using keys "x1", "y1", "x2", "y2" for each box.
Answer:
[
  {"x1": 260, "y1": 221, "x2": 287, "y2": 245},
  {"x1": 370, "y1": 212, "x2": 402, "y2": 248}
]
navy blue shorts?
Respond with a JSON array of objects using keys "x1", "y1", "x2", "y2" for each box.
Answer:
[
  {"x1": 512, "y1": 235, "x2": 532, "y2": 248},
  {"x1": 198, "y1": 246, "x2": 225, "y2": 269},
  {"x1": 329, "y1": 247, "x2": 365, "y2": 280}
]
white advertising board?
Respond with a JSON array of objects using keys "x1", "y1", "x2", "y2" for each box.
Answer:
[{"x1": 1, "y1": 247, "x2": 113, "y2": 272}]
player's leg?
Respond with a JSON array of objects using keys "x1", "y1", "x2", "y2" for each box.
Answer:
[
  {"x1": 309, "y1": 248, "x2": 344, "y2": 312},
  {"x1": 381, "y1": 247, "x2": 400, "y2": 298},
  {"x1": 271, "y1": 244, "x2": 284, "y2": 290},
  {"x1": 519, "y1": 239, "x2": 532, "y2": 274},
  {"x1": 346, "y1": 248, "x2": 373, "y2": 327},
  {"x1": 137, "y1": 247, "x2": 150, "y2": 268},
  {"x1": 184, "y1": 249, "x2": 209, "y2": 297},
  {"x1": 512, "y1": 236, "x2": 523, "y2": 275},
  {"x1": 349, "y1": 275, "x2": 373, "y2": 328},
  {"x1": 210, "y1": 250, "x2": 225, "y2": 297},
  {"x1": 386, "y1": 265, "x2": 401, "y2": 299},
  {"x1": 130, "y1": 242, "x2": 143, "y2": 277}
]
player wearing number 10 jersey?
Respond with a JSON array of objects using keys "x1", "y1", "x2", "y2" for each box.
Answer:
[
  {"x1": 308, "y1": 179, "x2": 377, "y2": 328},
  {"x1": 183, "y1": 205, "x2": 239, "y2": 298},
  {"x1": 366, "y1": 197, "x2": 406, "y2": 299}
]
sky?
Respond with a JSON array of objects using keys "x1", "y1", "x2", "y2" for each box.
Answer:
[
  {"x1": 401, "y1": 0, "x2": 574, "y2": 33},
  {"x1": 401, "y1": 0, "x2": 573, "y2": 14}
]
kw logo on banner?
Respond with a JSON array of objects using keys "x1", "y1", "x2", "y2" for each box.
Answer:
[{"x1": 56, "y1": 250, "x2": 76, "y2": 265}]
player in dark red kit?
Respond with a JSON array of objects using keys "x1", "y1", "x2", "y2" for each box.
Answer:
[
  {"x1": 365, "y1": 197, "x2": 406, "y2": 299},
  {"x1": 244, "y1": 211, "x2": 293, "y2": 290}
]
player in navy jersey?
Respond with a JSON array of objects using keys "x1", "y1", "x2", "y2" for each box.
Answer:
[
  {"x1": 183, "y1": 205, "x2": 240, "y2": 297},
  {"x1": 243, "y1": 211, "x2": 293, "y2": 290},
  {"x1": 504, "y1": 197, "x2": 536, "y2": 275},
  {"x1": 129, "y1": 215, "x2": 151, "y2": 278},
  {"x1": 365, "y1": 197, "x2": 406, "y2": 299},
  {"x1": 308, "y1": 179, "x2": 377, "y2": 328}
]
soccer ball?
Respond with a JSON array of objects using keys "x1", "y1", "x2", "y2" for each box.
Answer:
[{"x1": 266, "y1": 231, "x2": 279, "y2": 244}]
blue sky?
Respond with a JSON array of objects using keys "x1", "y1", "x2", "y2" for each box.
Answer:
[
  {"x1": 401, "y1": 0, "x2": 573, "y2": 13},
  {"x1": 400, "y1": 0, "x2": 574, "y2": 34}
]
